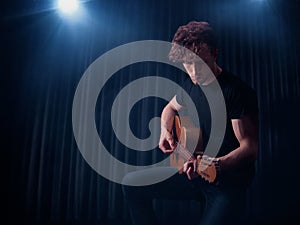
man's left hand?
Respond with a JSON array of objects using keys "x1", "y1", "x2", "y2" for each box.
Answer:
[{"x1": 183, "y1": 155, "x2": 202, "y2": 180}]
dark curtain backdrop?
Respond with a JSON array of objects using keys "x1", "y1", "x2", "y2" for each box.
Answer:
[{"x1": 2, "y1": 0, "x2": 300, "y2": 225}]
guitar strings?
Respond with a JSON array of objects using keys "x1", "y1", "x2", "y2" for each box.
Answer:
[{"x1": 174, "y1": 141, "x2": 194, "y2": 161}]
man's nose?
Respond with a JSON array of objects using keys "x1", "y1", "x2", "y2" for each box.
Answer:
[{"x1": 191, "y1": 63, "x2": 201, "y2": 75}]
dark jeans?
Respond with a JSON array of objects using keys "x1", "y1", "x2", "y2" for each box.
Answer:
[{"x1": 122, "y1": 167, "x2": 247, "y2": 225}]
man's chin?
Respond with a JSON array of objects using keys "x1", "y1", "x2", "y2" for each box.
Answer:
[
  {"x1": 191, "y1": 78, "x2": 200, "y2": 84},
  {"x1": 192, "y1": 79, "x2": 203, "y2": 85}
]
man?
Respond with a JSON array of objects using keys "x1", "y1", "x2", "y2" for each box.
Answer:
[{"x1": 122, "y1": 21, "x2": 259, "y2": 225}]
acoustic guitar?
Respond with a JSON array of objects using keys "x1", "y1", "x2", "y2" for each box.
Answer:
[{"x1": 170, "y1": 115, "x2": 220, "y2": 183}]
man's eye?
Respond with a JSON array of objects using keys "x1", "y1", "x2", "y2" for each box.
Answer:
[{"x1": 198, "y1": 61, "x2": 206, "y2": 66}]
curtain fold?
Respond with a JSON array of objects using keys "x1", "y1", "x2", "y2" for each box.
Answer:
[{"x1": 4, "y1": 0, "x2": 299, "y2": 224}]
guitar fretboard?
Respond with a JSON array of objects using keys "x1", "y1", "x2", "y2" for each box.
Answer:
[{"x1": 174, "y1": 141, "x2": 195, "y2": 161}]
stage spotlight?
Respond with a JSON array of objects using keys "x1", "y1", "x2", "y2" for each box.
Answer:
[{"x1": 57, "y1": 0, "x2": 79, "y2": 14}]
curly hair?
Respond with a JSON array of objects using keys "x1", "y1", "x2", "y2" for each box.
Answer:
[{"x1": 168, "y1": 21, "x2": 217, "y2": 63}]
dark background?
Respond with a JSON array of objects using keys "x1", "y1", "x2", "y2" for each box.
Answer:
[{"x1": 1, "y1": 0, "x2": 300, "y2": 225}]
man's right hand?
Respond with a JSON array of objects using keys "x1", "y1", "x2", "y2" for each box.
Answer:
[
  {"x1": 158, "y1": 127, "x2": 175, "y2": 154},
  {"x1": 159, "y1": 99, "x2": 181, "y2": 154}
]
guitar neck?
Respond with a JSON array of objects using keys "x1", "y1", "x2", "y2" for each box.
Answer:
[{"x1": 174, "y1": 142, "x2": 195, "y2": 161}]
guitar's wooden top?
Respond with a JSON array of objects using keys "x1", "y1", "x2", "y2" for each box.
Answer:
[{"x1": 171, "y1": 115, "x2": 219, "y2": 183}]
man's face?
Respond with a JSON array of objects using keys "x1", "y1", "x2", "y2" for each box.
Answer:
[{"x1": 182, "y1": 45, "x2": 217, "y2": 85}]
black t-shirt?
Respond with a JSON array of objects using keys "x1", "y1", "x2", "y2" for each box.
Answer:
[{"x1": 176, "y1": 70, "x2": 258, "y2": 186}]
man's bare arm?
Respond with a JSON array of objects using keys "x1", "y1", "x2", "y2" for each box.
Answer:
[
  {"x1": 159, "y1": 96, "x2": 182, "y2": 153},
  {"x1": 217, "y1": 113, "x2": 259, "y2": 171}
]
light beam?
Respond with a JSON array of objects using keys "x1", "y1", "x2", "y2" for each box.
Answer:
[{"x1": 57, "y1": 0, "x2": 79, "y2": 14}]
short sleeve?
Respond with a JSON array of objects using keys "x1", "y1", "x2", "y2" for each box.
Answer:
[
  {"x1": 175, "y1": 89, "x2": 184, "y2": 107},
  {"x1": 227, "y1": 84, "x2": 258, "y2": 119}
]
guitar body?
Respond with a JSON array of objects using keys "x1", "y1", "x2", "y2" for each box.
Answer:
[
  {"x1": 170, "y1": 116, "x2": 203, "y2": 173},
  {"x1": 171, "y1": 115, "x2": 219, "y2": 183}
]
